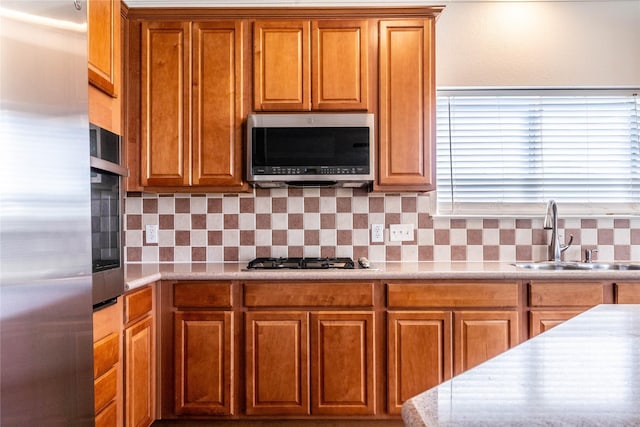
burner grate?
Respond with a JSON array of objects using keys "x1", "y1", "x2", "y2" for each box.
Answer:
[{"x1": 247, "y1": 257, "x2": 355, "y2": 270}]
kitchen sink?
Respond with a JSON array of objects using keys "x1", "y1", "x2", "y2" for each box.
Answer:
[{"x1": 513, "y1": 261, "x2": 640, "y2": 271}]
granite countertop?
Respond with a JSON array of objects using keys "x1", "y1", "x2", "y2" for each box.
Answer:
[
  {"x1": 124, "y1": 261, "x2": 640, "y2": 291},
  {"x1": 402, "y1": 304, "x2": 640, "y2": 426}
]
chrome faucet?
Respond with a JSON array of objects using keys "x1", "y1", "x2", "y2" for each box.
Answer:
[{"x1": 543, "y1": 200, "x2": 573, "y2": 262}]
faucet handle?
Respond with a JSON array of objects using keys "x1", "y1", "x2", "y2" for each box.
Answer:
[{"x1": 584, "y1": 248, "x2": 598, "y2": 263}]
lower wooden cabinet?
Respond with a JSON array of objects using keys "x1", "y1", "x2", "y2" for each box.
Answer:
[
  {"x1": 386, "y1": 281, "x2": 520, "y2": 411},
  {"x1": 123, "y1": 285, "x2": 155, "y2": 427},
  {"x1": 93, "y1": 299, "x2": 123, "y2": 427},
  {"x1": 174, "y1": 311, "x2": 233, "y2": 415},
  {"x1": 310, "y1": 312, "x2": 375, "y2": 416},
  {"x1": 529, "y1": 310, "x2": 583, "y2": 337},
  {"x1": 453, "y1": 310, "x2": 519, "y2": 374},
  {"x1": 387, "y1": 311, "x2": 452, "y2": 414},
  {"x1": 615, "y1": 283, "x2": 640, "y2": 304},
  {"x1": 245, "y1": 310, "x2": 375, "y2": 416},
  {"x1": 528, "y1": 281, "x2": 606, "y2": 337},
  {"x1": 245, "y1": 311, "x2": 309, "y2": 416}
]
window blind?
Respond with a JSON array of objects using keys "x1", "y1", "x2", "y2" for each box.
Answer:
[{"x1": 436, "y1": 92, "x2": 640, "y2": 215}]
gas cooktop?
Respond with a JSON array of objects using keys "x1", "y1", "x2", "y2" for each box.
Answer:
[{"x1": 247, "y1": 257, "x2": 357, "y2": 270}]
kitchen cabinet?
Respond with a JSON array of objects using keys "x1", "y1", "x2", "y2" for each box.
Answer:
[
  {"x1": 253, "y1": 19, "x2": 368, "y2": 111},
  {"x1": 245, "y1": 311, "x2": 309, "y2": 415},
  {"x1": 528, "y1": 281, "x2": 605, "y2": 337},
  {"x1": 173, "y1": 282, "x2": 234, "y2": 415},
  {"x1": 387, "y1": 311, "x2": 452, "y2": 414},
  {"x1": 454, "y1": 310, "x2": 519, "y2": 374},
  {"x1": 88, "y1": 0, "x2": 119, "y2": 96},
  {"x1": 244, "y1": 282, "x2": 376, "y2": 416},
  {"x1": 377, "y1": 19, "x2": 437, "y2": 191},
  {"x1": 88, "y1": 0, "x2": 122, "y2": 134},
  {"x1": 93, "y1": 299, "x2": 123, "y2": 427},
  {"x1": 615, "y1": 282, "x2": 640, "y2": 303},
  {"x1": 123, "y1": 285, "x2": 155, "y2": 427},
  {"x1": 135, "y1": 20, "x2": 245, "y2": 190},
  {"x1": 386, "y1": 281, "x2": 520, "y2": 413}
]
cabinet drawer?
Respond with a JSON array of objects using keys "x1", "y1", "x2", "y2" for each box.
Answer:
[
  {"x1": 387, "y1": 282, "x2": 518, "y2": 308},
  {"x1": 529, "y1": 282, "x2": 604, "y2": 307},
  {"x1": 124, "y1": 285, "x2": 152, "y2": 324},
  {"x1": 244, "y1": 282, "x2": 374, "y2": 307},
  {"x1": 94, "y1": 332, "x2": 119, "y2": 378},
  {"x1": 94, "y1": 365, "x2": 118, "y2": 413},
  {"x1": 95, "y1": 400, "x2": 117, "y2": 427},
  {"x1": 174, "y1": 281, "x2": 232, "y2": 308},
  {"x1": 615, "y1": 283, "x2": 640, "y2": 304}
]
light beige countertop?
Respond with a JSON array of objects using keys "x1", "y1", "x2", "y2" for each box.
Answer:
[
  {"x1": 124, "y1": 261, "x2": 640, "y2": 291},
  {"x1": 402, "y1": 304, "x2": 640, "y2": 426}
]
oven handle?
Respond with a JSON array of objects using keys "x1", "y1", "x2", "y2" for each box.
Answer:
[{"x1": 90, "y1": 156, "x2": 129, "y2": 177}]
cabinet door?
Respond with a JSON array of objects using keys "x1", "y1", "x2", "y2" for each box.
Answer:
[
  {"x1": 387, "y1": 311, "x2": 452, "y2": 414},
  {"x1": 174, "y1": 311, "x2": 233, "y2": 415},
  {"x1": 529, "y1": 310, "x2": 582, "y2": 337},
  {"x1": 124, "y1": 316, "x2": 154, "y2": 427},
  {"x1": 245, "y1": 311, "x2": 309, "y2": 415},
  {"x1": 616, "y1": 283, "x2": 640, "y2": 303},
  {"x1": 312, "y1": 20, "x2": 368, "y2": 111},
  {"x1": 88, "y1": 0, "x2": 118, "y2": 96},
  {"x1": 454, "y1": 310, "x2": 518, "y2": 375},
  {"x1": 310, "y1": 312, "x2": 375, "y2": 415},
  {"x1": 377, "y1": 19, "x2": 436, "y2": 190},
  {"x1": 254, "y1": 20, "x2": 311, "y2": 111},
  {"x1": 192, "y1": 21, "x2": 245, "y2": 188},
  {"x1": 140, "y1": 21, "x2": 190, "y2": 187}
]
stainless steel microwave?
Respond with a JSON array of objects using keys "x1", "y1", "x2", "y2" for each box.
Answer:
[{"x1": 246, "y1": 113, "x2": 374, "y2": 188}]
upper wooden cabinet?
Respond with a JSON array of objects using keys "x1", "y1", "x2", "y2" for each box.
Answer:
[
  {"x1": 88, "y1": 0, "x2": 119, "y2": 97},
  {"x1": 88, "y1": 0, "x2": 122, "y2": 134},
  {"x1": 376, "y1": 19, "x2": 436, "y2": 191},
  {"x1": 134, "y1": 20, "x2": 246, "y2": 190},
  {"x1": 253, "y1": 19, "x2": 368, "y2": 111}
]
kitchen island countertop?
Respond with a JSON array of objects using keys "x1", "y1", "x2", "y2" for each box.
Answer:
[
  {"x1": 125, "y1": 261, "x2": 640, "y2": 291},
  {"x1": 402, "y1": 304, "x2": 640, "y2": 426}
]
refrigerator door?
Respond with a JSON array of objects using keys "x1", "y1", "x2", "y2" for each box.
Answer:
[{"x1": 0, "y1": 1, "x2": 94, "y2": 425}]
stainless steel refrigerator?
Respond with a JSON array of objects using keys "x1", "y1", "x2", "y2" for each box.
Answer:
[{"x1": 1, "y1": 1, "x2": 95, "y2": 425}]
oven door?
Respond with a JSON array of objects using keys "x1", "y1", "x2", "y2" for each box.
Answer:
[
  {"x1": 90, "y1": 164, "x2": 126, "y2": 307},
  {"x1": 89, "y1": 123, "x2": 128, "y2": 307}
]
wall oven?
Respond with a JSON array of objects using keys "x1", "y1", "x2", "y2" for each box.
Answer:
[{"x1": 90, "y1": 124, "x2": 128, "y2": 308}]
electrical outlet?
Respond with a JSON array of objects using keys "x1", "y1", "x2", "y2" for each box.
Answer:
[
  {"x1": 389, "y1": 224, "x2": 414, "y2": 242},
  {"x1": 371, "y1": 224, "x2": 384, "y2": 243},
  {"x1": 145, "y1": 224, "x2": 159, "y2": 244}
]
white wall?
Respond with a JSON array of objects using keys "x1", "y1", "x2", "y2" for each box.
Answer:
[{"x1": 436, "y1": 1, "x2": 640, "y2": 87}]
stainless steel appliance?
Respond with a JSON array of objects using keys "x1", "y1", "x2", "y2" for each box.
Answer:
[
  {"x1": 90, "y1": 124, "x2": 127, "y2": 307},
  {"x1": 1, "y1": 1, "x2": 95, "y2": 425},
  {"x1": 246, "y1": 113, "x2": 375, "y2": 188},
  {"x1": 247, "y1": 257, "x2": 357, "y2": 269}
]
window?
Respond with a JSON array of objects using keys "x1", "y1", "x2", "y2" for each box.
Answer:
[{"x1": 436, "y1": 90, "x2": 640, "y2": 216}]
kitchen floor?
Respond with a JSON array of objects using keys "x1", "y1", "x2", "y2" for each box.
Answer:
[{"x1": 152, "y1": 420, "x2": 404, "y2": 426}]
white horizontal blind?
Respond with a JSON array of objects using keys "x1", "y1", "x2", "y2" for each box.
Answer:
[{"x1": 436, "y1": 93, "x2": 640, "y2": 215}]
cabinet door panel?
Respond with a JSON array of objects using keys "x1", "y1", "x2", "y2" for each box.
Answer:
[
  {"x1": 311, "y1": 312, "x2": 375, "y2": 415},
  {"x1": 529, "y1": 310, "x2": 582, "y2": 337},
  {"x1": 140, "y1": 21, "x2": 190, "y2": 186},
  {"x1": 125, "y1": 316, "x2": 154, "y2": 427},
  {"x1": 387, "y1": 311, "x2": 452, "y2": 414},
  {"x1": 254, "y1": 20, "x2": 310, "y2": 111},
  {"x1": 174, "y1": 311, "x2": 233, "y2": 415},
  {"x1": 245, "y1": 312, "x2": 309, "y2": 415},
  {"x1": 378, "y1": 20, "x2": 435, "y2": 190},
  {"x1": 454, "y1": 311, "x2": 518, "y2": 375},
  {"x1": 88, "y1": 0, "x2": 117, "y2": 96},
  {"x1": 312, "y1": 20, "x2": 368, "y2": 111},
  {"x1": 192, "y1": 21, "x2": 244, "y2": 187}
]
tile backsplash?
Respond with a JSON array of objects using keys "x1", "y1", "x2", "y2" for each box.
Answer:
[{"x1": 124, "y1": 187, "x2": 640, "y2": 264}]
